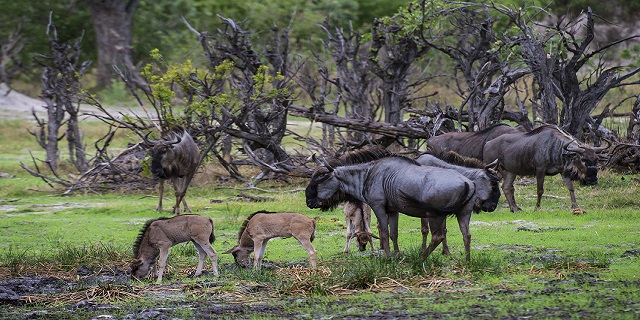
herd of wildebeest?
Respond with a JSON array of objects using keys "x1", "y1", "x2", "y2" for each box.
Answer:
[{"x1": 129, "y1": 123, "x2": 610, "y2": 283}]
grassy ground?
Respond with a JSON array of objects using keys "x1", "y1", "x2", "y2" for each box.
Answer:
[{"x1": 1, "y1": 118, "x2": 639, "y2": 319}]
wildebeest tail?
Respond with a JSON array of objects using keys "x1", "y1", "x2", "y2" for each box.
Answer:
[
  {"x1": 208, "y1": 217, "x2": 215, "y2": 244},
  {"x1": 311, "y1": 219, "x2": 317, "y2": 242}
]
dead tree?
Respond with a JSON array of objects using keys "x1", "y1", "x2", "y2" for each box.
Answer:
[
  {"x1": 300, "y1": 20, "x2": 382, "y2": 153},
  {"x1": 423, "y1": 4, "x2": 529, "y2": 130},
  {"x1": 30, "y1": 17, "x2": 91, "y2": 172},
  {"x1": 182, "y1": 15, "x2": 302, "y2": 184},
  {"x1": 0, "y1": 24, "x2": 25, "y2": 87},
  {"x1": 498, "y1": 6, "x2": 640, "y2": 139},
  {"x1": 369, "y1": 6, "x2": 432, "y2": 126}
]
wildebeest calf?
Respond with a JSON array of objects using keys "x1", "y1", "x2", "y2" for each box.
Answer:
[
  {"x1": 129, "y1": 214, "x2": 219, "y2": 283},
  {"x1": 223, "y1": 211, "x2": 317, "y2": 270},
  {"x1": 343, "y1": 201, "x2": 378, "y2": 253}
]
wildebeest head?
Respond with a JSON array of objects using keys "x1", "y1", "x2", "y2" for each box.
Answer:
[
  {"x1": 435, "y1": 151, "x2": 502, "y2": 213},
  {"x1": 129, "y1": 258, "x2": 155, "y2": 280},
  {"x1": 472, "y1": 160, "x2": 502, "y2": 213},
  {"x1": 305, "y1": 163, "x2": 343, "y2": 211},
  {"x1": 352, "y1": 231, "x2": 379, "y2": 251},
  {"x1": 563, "y1": 142, "x2": 606, "y2": 186},
  {"x1": 306, "y1": 155, "x2": 354, "y2": 211},
  {"x1": 223, "y1": 245, "x2": 253, "y2": 268},
  {"x1": 146, "y1": 133, "x2": 183, "y2": 179}
]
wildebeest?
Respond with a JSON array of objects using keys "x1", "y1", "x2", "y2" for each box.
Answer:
[
  {"x1": 223, "y1": 211, "x2": 317, "y2": 270},
  {"x1": 483, "y1": 124, "x2": 608, "y2": 214},
  {"x1": 129, "y1": 214, "x2": 219, "y2": 283},
  {"x1": 343, "y1": 201, "x2": 378, "y2": 253},
  {"x1": 145, "y1": 129, "x2": 200, "y2": 214},
  {"x1": 427, "y1": 124, "x2": 521, "y2": 160},
  {"x1": 306, "y1": 148, "x2": 488, "y2": 261},
  {"x1": 415, "y1": 151, "x2": 501, "y2": 257}
]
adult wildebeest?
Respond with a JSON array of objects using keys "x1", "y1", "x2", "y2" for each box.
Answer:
[
  {"x1": 416, "y1": 151, "x2": 501, "y2": 257},
  {"x1": 306, "y1": 148, "x2": 494, "y2": 261},
  {"x1": 343, "y1": 201, "x2": 378, "y2": 253},
  {"x1": 129, "y1": 214, "x2": 219, "y2": 283},
  {"x1": 145, "y1": 129, "x2": 200, "y2": 215},
  {"x1": 223, "y1": 211, "x2": 317, "y2": 270},
  {"x1": 427, "y1": 124, "x2": 521, "y2": 160},
  {"x1": 483, "y1": 124, "x2": 608, "y2": 214}
]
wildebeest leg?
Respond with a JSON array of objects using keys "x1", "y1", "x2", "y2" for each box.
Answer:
[
  {"x1": 344, "y1": 217, "x2": 354, "y2": 254},
  {"x1": 253, "y1": 239, "x2": 268, "y2": 270},
  {"x1": 423, "y1": 216, "x2": 450, "y2": 255},
  {"x1": 156, "y1": 245, "x2": 171, "y2": 283},
  {"x1": 192, "y1": 242, "x2": 207, "y2": 276},
  {"x1": 192, "y1": 240, "x2": 219, "y2": 277},
  {"x1": 535, "y1": 171, "x2": 546, "y2": 210},
  {"x1": 296, "y1": 237, "x2": 317, "y2": 268},
  {"x1": 440, "y1": 218, "x2": 451, "y2": 256},
  {"x1": 423, "y1": 215, "x2": 447, "y2": 259},
  {"x1": 502, "y1": 172, "x2": 521, "y2": 212},
  {"x1": 420, "y1": 218, "x2": 429, "y2": 256},
  {"x1": 171, "y1": 177, "x2": 189, "y2": 215},
  {"x1": 362, "y1": 207, "x2": 375, "y2": 251},
  {"x1": 372, "y1": 208, "x2": 391, "y2": 256},
  {"x1": 388, "y1": 211, "x2": 400, "y2": 253},
  {"x1": 456, "y1": 213, "x2": 472, "y2": 262},
  {"x1": 157, "y1": 179, "x2": 165, "y2": 212},
  {"x1": 562, "y1": 175, "x2": 586, "y2": 214}
]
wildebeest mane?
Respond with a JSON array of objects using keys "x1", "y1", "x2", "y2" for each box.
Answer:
[
  {"x1": 133, "y1": 217, "x2": 171, "y2": 256},
  {"x1": 471, "y1": 123, "x2": 512, "y2": 136},
  {"x1": 439, "y1": 151, "x2": 484, "y2": 169},
  {"x1": 330, "y1": 147, "x2": 418, "y2": 167},
  {"x1": 524, "y1": 124, "x2": 564, "y2": 136}
]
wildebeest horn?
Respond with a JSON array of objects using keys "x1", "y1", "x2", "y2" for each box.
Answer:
[
  {"x1": 167, "y1": 133, "x2": 182, "y2": 145},
  {"x1": 592, "y1": 138, "x2": 612, "y2": 153},
  {"x1": 312, "y1": 154, "x2": 335, "y2": 172},
  {"x1": 564, "y1": 140, "x2": 584, "y2": 153},
  {"x1": 485, "y1": 158, "x2": 499, "y2": 170},
  {"x1": 143, "y1": 132, "x2": 159, "y2": 145}
]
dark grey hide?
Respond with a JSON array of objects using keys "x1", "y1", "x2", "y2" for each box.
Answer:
[
  {"x1": 427, "y1": 124, "x2": 521, "y2": 160},
  {"x1": 147, "y1": 130, "x2": 200, "y2": 214},
  {"x1": 306, "y1": 152, "x2": 479, "y2": 261},
  {"x1": 415, "y1": 152, "x2": 501, "y2": 257},
  {"x1": 483, "y1": 124, "x2": 606, "y2": 213}
]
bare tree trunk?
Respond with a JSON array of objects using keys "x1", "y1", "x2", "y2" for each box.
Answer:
[
  {"x1": 85, "y1": 0, "x2": 143, "y2": 88},
  {"x1": 32, "y1": 19, "x2": 91, "y2": 172}
]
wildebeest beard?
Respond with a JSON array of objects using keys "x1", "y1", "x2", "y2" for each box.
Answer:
[
  {"x1": 563, "y1": 160, "x2": 598, "y2": 186},
  {"x1": 305, "y1": 182, "x2": 356, "y2": 212},
  {"x1": 150, "y1": 149, "x2": 180, "y2": 180}
]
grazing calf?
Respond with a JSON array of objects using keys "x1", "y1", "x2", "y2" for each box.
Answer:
[
  {"x1": 129, "y1": 214, "x2": 219, "y2": 283},
  {"x1": 343, "y1": 201, "x2": 378, "y2": 253},
  {"x1": 223, "y1": 211, "x2": 317, "y2": 270}
]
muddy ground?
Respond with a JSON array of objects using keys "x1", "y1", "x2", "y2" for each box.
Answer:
[{"x1": 2, "y1": 253, "x2": 639, "y2": 320}]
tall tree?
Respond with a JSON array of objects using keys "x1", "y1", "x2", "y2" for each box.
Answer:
[{"x1": 85, "y1": 0, "x2": 145, "y2": 88}]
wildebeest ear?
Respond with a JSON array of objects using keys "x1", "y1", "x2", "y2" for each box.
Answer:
[
  {"x1": 223, "y1": 247, "x2": 239, "y2": 254},
  {"x1": 369, "y1": 232, "x2": 380, "y2": 240}
]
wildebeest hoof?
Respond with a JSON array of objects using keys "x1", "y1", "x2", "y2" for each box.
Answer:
[{"x1": 571, "y1": 208, "x2": 586, "y2": 215}]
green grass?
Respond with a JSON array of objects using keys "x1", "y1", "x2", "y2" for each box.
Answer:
[{"x1": 1, "y1": 119, "x2": 640, "y2": 318}]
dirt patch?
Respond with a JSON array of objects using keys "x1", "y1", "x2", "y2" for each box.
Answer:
[{"x1": 0, "y1": 83, "x2": 45, "y2": 120}]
